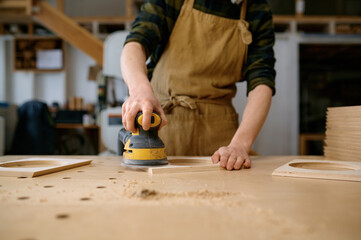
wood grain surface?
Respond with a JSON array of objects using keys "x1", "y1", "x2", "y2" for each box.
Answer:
[{"x1": 0, "y1": 155, "x2": 360, "y2": 240}]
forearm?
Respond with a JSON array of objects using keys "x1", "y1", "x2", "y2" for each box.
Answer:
[
  {"x1": 120, "y1": 42, "x2": 152, "y2": 95},
  {"x1": 230, "y1": 84, "x2": 272, "y2": 152},
  {"x1": 120, "y1": 41, "x2": 167, "y2": 131}
]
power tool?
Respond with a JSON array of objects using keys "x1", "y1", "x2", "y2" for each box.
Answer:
[{"x1": 117, "y1": 112, "x2": 168, "y2": 166}]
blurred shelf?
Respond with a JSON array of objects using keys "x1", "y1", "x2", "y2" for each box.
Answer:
[
  {"x1": 1, "y1": 0, "x2": 360, "y2": 36},
  {"x1": 72, "y1": 16, "x2": 135, "y2": 24},
  {"x1": 13, "y1": 36, "x2": 64, "y2": 72},
  {"x1": 299, "y1": 133, "x2": 325, "y2": 155}
]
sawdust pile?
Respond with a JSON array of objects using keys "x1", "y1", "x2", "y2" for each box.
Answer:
[
  {"x1": 130, "y1": 188, "x2": 235, "y2": 199},
  {"x1": 118, "y1": 179, "x2": 243, "y2": 206},
  {"x1": 134, "y1": 189, "x2": 157, "y2": 199},
  {"x1": 125, "y1": 188, "x2": 242, "y2": 207}
]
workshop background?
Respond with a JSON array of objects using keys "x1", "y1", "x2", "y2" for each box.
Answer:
[{"x1": 0, "y1": 0, "x2": 360, "y2": 156}]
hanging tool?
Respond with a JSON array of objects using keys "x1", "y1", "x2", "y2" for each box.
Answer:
[{"x1": 117, "y1": 112, "x2": 168, "y2": 166}]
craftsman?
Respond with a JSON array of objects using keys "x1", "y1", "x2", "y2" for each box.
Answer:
[{"x1": 120, "y1": 0, "x2": 276, "y2": 170}]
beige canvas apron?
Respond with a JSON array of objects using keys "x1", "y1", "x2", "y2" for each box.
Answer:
[{"x1": 151, "y1": 0, "x2": 252, "y2": 156}]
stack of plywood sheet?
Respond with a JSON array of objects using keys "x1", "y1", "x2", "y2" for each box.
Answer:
[{"x1": 324, "y1": 106, "x2": 361, "y2": 162}]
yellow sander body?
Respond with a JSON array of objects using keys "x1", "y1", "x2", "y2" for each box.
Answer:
[{"x1": 118, "y1": 112, "x2": 168, "y2": 166}]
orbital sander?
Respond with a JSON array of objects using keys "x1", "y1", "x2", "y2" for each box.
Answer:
[{"x1": 117, "y1": 112, "x2": 168, "y2": 166}]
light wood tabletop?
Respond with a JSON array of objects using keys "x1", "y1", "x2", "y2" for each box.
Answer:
[{"x1": 0, "y1": 155, "x2": 360, "y2": 240}]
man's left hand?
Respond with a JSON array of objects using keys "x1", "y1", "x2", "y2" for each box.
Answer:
[{"x1": 211, "y1": 145, "x2": 251, "y2": 171}]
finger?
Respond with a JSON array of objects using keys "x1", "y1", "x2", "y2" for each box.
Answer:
[
  {"x1": 234, "y1": 156, "x2": 245, "y2": 170},
  {"x1": 159, "y1": 113, "x2": 168, "y2": 129},
  {"x1": 211, "y1": 151, "x2": 220, "y2": 164},
  {"x1": 243, "y1": 157, "x2": 251, "y2": 168},
  {"x1": 219, "y1": 149, "x2": 229, "y2": 168},
  {"x1": 122, "y1": 104, "x2": 127, "y2": 129},
  {"x1": 141, "y1": 104, "x2": 153, "y2": 131},
  {"x1": 226, "y1": 154, "x2": 237, "y2": 171},
  {"x1": 126, "y1": 108, "x2": 138, "y2": 132},
  {"x1": 155, "y1": 106, "x2": 168, "y2": 130}
]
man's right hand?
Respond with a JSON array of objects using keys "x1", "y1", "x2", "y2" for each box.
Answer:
[{"x1": 121, "y1": 84, "x2": 167, "y2": 133}]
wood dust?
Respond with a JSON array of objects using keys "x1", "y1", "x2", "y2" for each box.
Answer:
[
  {"x1": 118, "y1": 179, "x2": 243, "y2": 206},
  {"x1": 134, "y1": 189, "x2": 157, "y2": 199},
  {"x1": 126, "y1": 187, "x2": 242, "y2": 207}
]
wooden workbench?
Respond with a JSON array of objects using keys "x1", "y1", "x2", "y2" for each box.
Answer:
[{"x1": 0, "y1": 155, "x2": 360, "y2": 240}]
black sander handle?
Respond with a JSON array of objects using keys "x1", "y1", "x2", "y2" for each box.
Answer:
[
  {"x1": 117, "y1": 112, "x2": 162, "y2": 156},
  {"x1": 117, "y1": 128, "x2": 132, "y2": 156}
]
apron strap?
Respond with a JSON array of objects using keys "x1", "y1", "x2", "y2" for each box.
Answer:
[
  {"x1": 240, "y1": 0, "x2": 247, "y2": 20},
  {"x1": 239, "y1": 0, "x2": 252, "y2": 65},
  {"x1": 183, "y1": 0, "x2": 195, "y2": 10},
  {"x1": 162, "y1": 96, "x2": 233, "y2": 113},
  {"x1": 162, "y1": 96, "x2": 198, "y2": 113}
]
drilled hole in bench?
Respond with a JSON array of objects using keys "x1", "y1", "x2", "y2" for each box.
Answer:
[
  {"x1": 97, "y1": 186, "x2": 106, "y2": 189},
  {"x1": 80, "y1": 197, "x2": 91, "y2": 201},
  {"x1": 77, "y1": 170, "x2": 84, "y2": 173},
  {"x1": 62, "y1": 177, "x2": 71, "y2": 179},
  {"x1": 56, "y1": 214, "x2": 70, "y2": 219},
  {"x1": 43, "y1": 185, "x2": 54, "y2": 188},
  {"x1": 17, "y1": 177, "x2": 27, "y2": 179},
  {"x1": 18, "y1": 196, "x2": 30, "y2": 200},
  {"x1": 109, "y1": 178, "x2": 116, "y2": 180}
]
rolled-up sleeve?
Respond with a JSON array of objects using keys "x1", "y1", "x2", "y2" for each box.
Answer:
[
  {"x1": 243, "y1": 0, "x2": 276, "y2": 96},
  {"x1": 124, "y1": 0, "x2": 173, "y2": 58}
]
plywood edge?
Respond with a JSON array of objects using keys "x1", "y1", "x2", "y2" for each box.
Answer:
[
  {"x1": 32, "y1": 160, "x2": 92, "y2": 177},
  {"x1": 168, "y1": 158, "x2": 213, "y2": 164},
  {"x1": 272, "y1": 171, "x2": 361, "y2": 182},
  {"x1": 0, "y1": 170, "x2": 35, "y2": 178},
  {"x1": 327, "y1": 105, "x2": 361, "y2": 111},
  {"x1": 148, "y1": 164, "x2": 221, "y2": 175},
  {"x1": 119, "y1": 157, "x2": 220, "y2": 175},
  {"x1": 0, "y1": 158, "x2": 92, "y2": 178}
]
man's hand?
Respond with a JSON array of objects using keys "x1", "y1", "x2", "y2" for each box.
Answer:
[
  {"x1": 121, "y1": 86, "x2": 167, "y2": 132},
  {"x1": 211, "y1": 144, "x2": 251, "y2": 171}
]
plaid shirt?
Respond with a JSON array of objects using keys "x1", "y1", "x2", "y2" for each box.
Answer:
[{"x1": 125, "y1": 0, "x2": 276, "y2": 95}]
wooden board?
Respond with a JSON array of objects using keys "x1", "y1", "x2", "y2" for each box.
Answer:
[
  {"x1": 324, "y1": 106, "x2": 361, "y2": 162},
  {"x1": 272, "y1": 159, "x2": 361, "y2": 182},
  {"x1": 149, "y1": 158, "x2": 220, "y2": 174},
  {"x1": 0, "y1": 157, "x2": 92, "y2": 177},
  {"x1": 121, "y1": 157, "x2": 220, "y2": 175},
  {"x1": 327, "y1": 105, "x2": 361, "y2": 113},
  {"x1": 323, "y1": 148, "x2": 361, "y2": 162}
]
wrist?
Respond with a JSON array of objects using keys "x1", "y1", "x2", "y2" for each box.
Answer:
[
  {"x1": 128, "y1": 76, "x2": 153, "y2": 96},
  {"x1": 229, "y1": 136, "x2": 253, "y2": 153}
]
